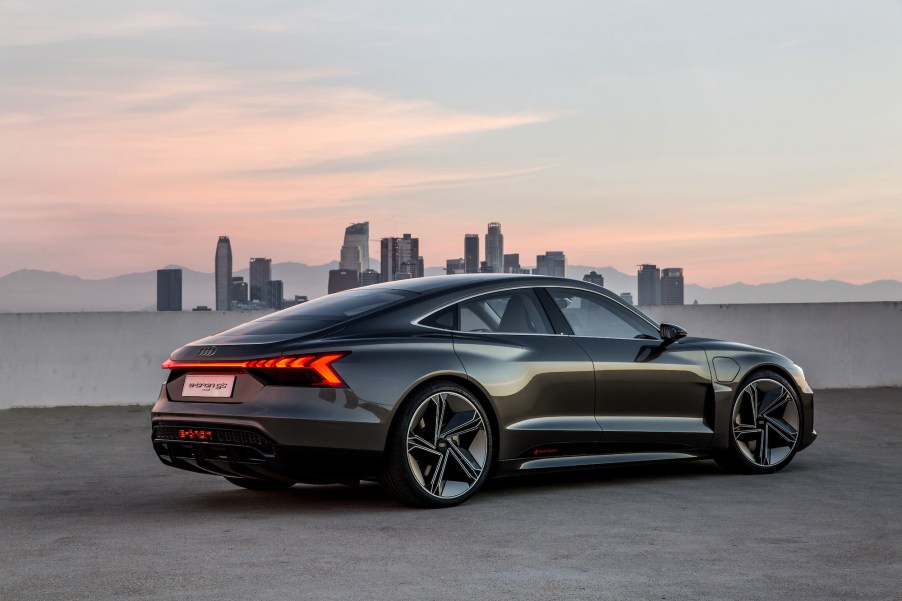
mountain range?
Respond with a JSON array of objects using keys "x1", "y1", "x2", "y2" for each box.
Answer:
[{"x1": 0, "y1": 263, "x2": 900, "y2": 313}]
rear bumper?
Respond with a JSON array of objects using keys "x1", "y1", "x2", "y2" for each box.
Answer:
[
  {"x1": 151, "y1": 383, "x2": 393, "y2": 451},
  {"x1": 150, "y1": 382, "x2": 392, "y2": 483},
  {"x1": 151, "y1": 422, "x2": 381, "y2": 483}
]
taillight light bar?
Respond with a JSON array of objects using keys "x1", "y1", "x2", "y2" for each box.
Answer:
[{"x1": 161, "y1": 353, "x2": 347, "y2": 387}]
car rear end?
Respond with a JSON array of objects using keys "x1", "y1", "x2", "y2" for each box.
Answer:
[{"x1": 151, "y1": 286, "x2": 420, "y2": 484}]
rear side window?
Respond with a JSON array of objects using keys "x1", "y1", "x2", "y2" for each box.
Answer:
[
  {"x1": 459, "y1": 289, "x2": 553, "y2": 334},
  {"x1": 420, "y1": 306, "x2": 457, "y2": 330}
]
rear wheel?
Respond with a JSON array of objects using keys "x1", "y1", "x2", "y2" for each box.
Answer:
[
  {"x1": 382, "y1": 382, "x2": 493, "y2": 508},
  {"x1": 224, "y1": 477, "x2": 295, "y2": 491},
  {"x1": 716, "y1": 370, "x2": 802, "y2": 474}
]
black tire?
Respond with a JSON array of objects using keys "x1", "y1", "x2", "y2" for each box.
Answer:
[
  {"x1": 715, "y1": 369, "x2": 803, "y2": 474},
  {"x1": 224, "y1": 477, "x2": 295, "y2": 491},
  {"x1": 381, "y1": 381, "x2": 493, "y2": 508}
]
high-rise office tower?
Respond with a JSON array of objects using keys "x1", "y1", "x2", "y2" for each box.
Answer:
[
  {"x1": 380, "y1": 238, "x2": 393, "y2": 283},
  {"x1": 231, "y1": 276, "x2": 248, "y2": 303},
  {"x1": 620, "y1": 292, "x2": 634, "y2": 305},
  {"x1": 339, "y1": 245, "x2": 361, "y2": 273},
  {"x1": 446, "y1": 258, "x2": 466, "y2": 274},
  {"x1": 249, "y1": 258, "x2": 272, "y2": 303},
  {"x1": 156, "y1": 268, "x2": 182, "y2": 311},
  {"x1": 266, "y1": 280, "x2": 284, "y2": 310},
  {"x1": 535, "y1": 251, "x2": 566, "y2": 277},
  {"x1": 503, "y1": 253, "x2": 520, "y2": 274},
  {"x1": 464, "y1": 234, "x2": 479, "y2": 274},
  {"x1": 380, "y1": 234, "x2": 420, "y2": 282},
  {"x1": 661, "y1": 268, "x2": 685, "y2": 305},
  {"x1": 328, "y1": 269, "x2": 360, "y2": 294},
  {"x1": 637, "y1": 264, "x2": 662, "y2": 306},
  {"x1": 359, "y1": 269, "x2": 380, "y2": 286},
  {"x1": 485, "y1": 222, "x2": 503, "y2": 273},
  {"x1": 583, "y1": 270, "x2": 604, "y2": 287},
  {"x1": 214, "y1": 236, "x2": 232, "y2": 311},
  {"x1": 339, "y1": 222, "x2": 369, "y2": 272}
]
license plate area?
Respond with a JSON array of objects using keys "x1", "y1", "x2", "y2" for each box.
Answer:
[{"x1": 182, "y1": 374, "x2": 236, "y2": 398}]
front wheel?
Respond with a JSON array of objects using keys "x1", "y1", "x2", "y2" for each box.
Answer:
[
  {"x1": 382, "y1": 382, "x2": 493, "y2": 508},
  {"x1": 715, "y1": 370, "x2": 802, "y2": 474}
]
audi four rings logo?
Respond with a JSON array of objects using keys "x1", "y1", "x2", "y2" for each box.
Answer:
[{"x1": 196, "y1": 346, "x2": 217, "y2": 357}]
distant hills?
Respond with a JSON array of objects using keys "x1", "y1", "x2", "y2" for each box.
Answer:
[{"x1": 0, "y1": 263, "x2": 900, "y2": 312}]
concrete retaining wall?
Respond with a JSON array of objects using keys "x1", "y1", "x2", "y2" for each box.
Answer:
[
  {"x1": 0, "y1": 303, "x2": 899, "y2": 409},
  {"x1": 0, "y1": 311, "x2": 267, "y2": 410},
  {"x1": 642, "y1": 302, "x2": 902, "y2": 390}
]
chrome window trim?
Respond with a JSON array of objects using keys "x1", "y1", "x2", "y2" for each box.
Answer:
[{"x1": 411, "y1": 284, "x2": 662, "y2": 340}]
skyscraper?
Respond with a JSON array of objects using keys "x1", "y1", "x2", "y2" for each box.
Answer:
[
  {"x1": 339, "y1": 222, "x2": 369, "y2": 272},
  {"x1": 583, "y1": 270, "x2": 604, "y2": 287},
  {"x1": 464, "y1": 234, "x2": 479, "y2": 274},
  {"x1": 446, "y1": 258, "x2": 466, "y2": 274},
  {"x1": 339, "y1": 245, "x2": 361, "y2": 273},
  {"x1": 266, "y1": 279, "x2": 284, "y2": 310},
  {"x1": 535, "y1": 251, "x2": 566, "y2": 277},
  {"x1": 214, "y1": 236, "x2": 232, "y2": 311},
  {"x1": 231, "y1": 276, "x2": 248, "y2": 303},
  {"x1": 249, "y1": 258, "x2": 271, "y2": 303},
  {"x1": 503, "y1": 253, "x2": 520, "y2": 274},
  {"x1": 485, "y1": 222, "x2": 503, "y2": 273},
  {"x1": 359, "y1": 269, "x2": 380, "y2": 286},
  {"x1": 156, "y1": 268, "x2": 182, "y2": 311},
  {"x1": 620, "y1": 292, "x2": 634, "y2": 305},
  {"x1": 328, "y1": 269, "x2": 360, "y2": 294},
  {"x1": 380, "y1": 234, "x2": 420, "y2": 282},
  {"x1": 661, "y1": 268, "x2": 685, "y2": 305},
  {"x1": 637, "y1": 264, "x2": 662, "y2": 306}
]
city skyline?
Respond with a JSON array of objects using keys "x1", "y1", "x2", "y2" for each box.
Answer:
[{"x1": 2, "y1": 2, "x2": 901, "y2": 286}]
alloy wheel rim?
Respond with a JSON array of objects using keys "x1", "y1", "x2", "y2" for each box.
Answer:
[
  {"x1": 406, "y1": 392, "x2": 488, "y2": 499},
  {"x1": 732, "y1": 378, "x2": 800, "y2": 467}
]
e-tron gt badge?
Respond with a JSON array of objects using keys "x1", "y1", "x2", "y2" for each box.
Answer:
[{"x1": 182, "y1": 375, "x2": 235, "y2": 398}]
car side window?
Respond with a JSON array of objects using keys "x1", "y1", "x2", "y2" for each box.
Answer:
[
  {"x1": 547, "y1": 289, "x2": 659, "y2": 339},
  {"x1": 420, "y1": 305, "x2": 456, "y2": 330},
  {"x1": 459, "y1": 289, "x2": 553, "y2": 334}
]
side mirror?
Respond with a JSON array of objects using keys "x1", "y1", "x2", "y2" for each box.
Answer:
[{"x1": 660, "y1": 323, "x2": 687, "y2": 343}]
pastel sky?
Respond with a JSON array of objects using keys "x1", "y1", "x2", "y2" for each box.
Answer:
[{"x1": 2, "y1": 1, "x2": 901, "y2": 285}]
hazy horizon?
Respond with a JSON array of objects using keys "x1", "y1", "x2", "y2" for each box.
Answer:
[{"x1": 2, "y1": 1, "x2": 901, "y2": 286}]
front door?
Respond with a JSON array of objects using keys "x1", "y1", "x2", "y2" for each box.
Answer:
[{"x1": 541, "y1": 287, "x2": 714, "y2": 449}]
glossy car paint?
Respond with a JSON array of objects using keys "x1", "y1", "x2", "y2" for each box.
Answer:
[{"x1": 151, "y1": 274, "x2": 816, "y2": 485}]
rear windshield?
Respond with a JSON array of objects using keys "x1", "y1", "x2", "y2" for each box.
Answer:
[{"x1": 221, "y1": 289, "x2": 414, "y2": 336}]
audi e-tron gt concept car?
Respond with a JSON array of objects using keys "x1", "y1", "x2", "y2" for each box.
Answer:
[{"x1": 152, "y1": 274, "x2": 816, "y2": 508}]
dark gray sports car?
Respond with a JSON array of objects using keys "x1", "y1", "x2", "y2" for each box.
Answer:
[{"x1": 152, "y1": 274, "x2": 816, "y2": 507}]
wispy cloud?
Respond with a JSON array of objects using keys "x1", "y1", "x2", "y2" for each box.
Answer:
[
  {"x1": 0, "y1": 62, "x2": 561, "y2": 276},
  {"x1": 0, "y1": 5, "x2": 200, "y2": 46}
]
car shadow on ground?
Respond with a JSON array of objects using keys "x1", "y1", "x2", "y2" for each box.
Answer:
[{"x1": 160, "y1": 458, "x2": 730, "y2": 514}]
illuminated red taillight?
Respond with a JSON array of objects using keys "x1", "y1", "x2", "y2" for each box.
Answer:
[
  {"x1": 161, "y1": 353, "x2": 348, "y2": 387},
  {"x1": 307, "y1": 353, "x2": 345, "y2": 386}
]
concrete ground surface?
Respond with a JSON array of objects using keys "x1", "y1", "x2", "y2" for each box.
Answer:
[{"x1": 1, "y1": 389, "x2": 900, "y2": 601}]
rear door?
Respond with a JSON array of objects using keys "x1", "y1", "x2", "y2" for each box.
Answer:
[
  {"x1": 438, "y1": 288, "x2": 599, "y2": 460},
  {"x1": 540, "y1": 287, "x2": 714, "y2": 448}
]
